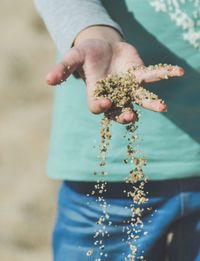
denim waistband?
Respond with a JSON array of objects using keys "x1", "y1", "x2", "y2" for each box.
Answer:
[{"x1": 63, "y1": 176, "x2": 200, "y2": 198}]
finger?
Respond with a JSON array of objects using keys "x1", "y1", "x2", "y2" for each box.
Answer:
[
  {"x1": 134, "y1": 64, "x2": 184, "y2": 84},
  {"x1": 136, "y1": 98, "x2": 167, "y2": 112},
  {"x1": 116, "y1": 111, "x2": 138, "y2": 124},
  {"x1": 133, "y1": 85, "x2": 167, "y2": 112},
  {"x1": 89, "y1": 97, "x2": 112, "y2": 114},
  {"x1": 46, "y1": 47, "x2": 84, "y2": 85}
]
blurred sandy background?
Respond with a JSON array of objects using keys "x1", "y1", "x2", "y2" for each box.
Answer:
[{"x1": 0, "y1": 1, "x2": 59, "y2": 260}]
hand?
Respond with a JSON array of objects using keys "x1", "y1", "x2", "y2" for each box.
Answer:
[{"x1": 46, "y1": 26, "x2": 184, "y2": 124}]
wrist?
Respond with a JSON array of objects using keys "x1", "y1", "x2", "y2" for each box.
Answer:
[{"x1": 74, "y1": 25, "x2": 123, "y2": 46}]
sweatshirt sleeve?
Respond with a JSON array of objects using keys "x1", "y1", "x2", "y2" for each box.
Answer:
[{"x1": 33, "y1": 0, "x2": 123, "y2": 55}]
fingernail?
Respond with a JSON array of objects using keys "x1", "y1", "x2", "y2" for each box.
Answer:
[
  {"x1": 46, "y1": 73, "x2": 52, "y2": 83},
  {"x1": 100, "y1": 99, "x2": 111, "y2": 110},
  {"x1": 163, "y1": 107, "x2": 168, "y2": 112},
  {"x1": 100, "y1": 102, "x2": 107, "y2": 110},
  {"x1": 179, "y1": 67, "x2": 185, "y2": 76},
  {"x1": 158, "y1": 100, "x2": 167, "y2": 112}
]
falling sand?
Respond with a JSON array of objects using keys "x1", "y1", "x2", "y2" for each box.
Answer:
[{"x1": 87, "y1": 64, "x2": 182, "y2": 260}]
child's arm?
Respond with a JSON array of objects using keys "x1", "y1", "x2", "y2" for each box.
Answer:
[{"x1": 34, "y1": 1, "x2": 184, "y2": 124}]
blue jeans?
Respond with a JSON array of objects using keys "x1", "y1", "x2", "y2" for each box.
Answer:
[{"x1": 52, "y1": 178, "x2": 200, "y2": 261}]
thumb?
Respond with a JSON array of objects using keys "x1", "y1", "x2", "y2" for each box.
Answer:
[{"x1": 46, "y1": 47, "x2": 84, "y2": 85}]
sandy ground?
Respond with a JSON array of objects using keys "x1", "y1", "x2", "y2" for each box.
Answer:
[{"x1": 0, "y1": 1, "x2": 59, "y2": 260}]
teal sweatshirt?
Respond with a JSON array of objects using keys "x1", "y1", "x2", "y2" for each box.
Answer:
[{"x1": 34, "y1": 0, "x2": 200, "y2": 181}]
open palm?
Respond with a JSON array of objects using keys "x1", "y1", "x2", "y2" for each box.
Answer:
[{"x1": 46, "y1": 39, "x2": 184, "y2": 124}]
